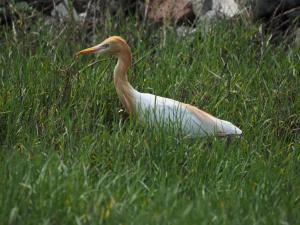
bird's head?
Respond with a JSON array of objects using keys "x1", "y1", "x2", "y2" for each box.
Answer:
[{"x1": 76, "y1": 36, "x2": 130, "y2": 58}]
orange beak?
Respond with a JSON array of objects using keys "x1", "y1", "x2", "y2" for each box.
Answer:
[
  {"x1": 76, "y1": 47, "x2": 99, "y2": 57},
  {"x1": 76, "y1": 43, "x2": 109, "y2": 57}
]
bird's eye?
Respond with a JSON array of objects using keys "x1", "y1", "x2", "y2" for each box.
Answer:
[{"x1": 101, "y1": 44, "x2": 110, "y2": 49}]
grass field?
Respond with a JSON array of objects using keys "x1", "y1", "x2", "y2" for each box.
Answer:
[{"x1": 0, "y1": 17, "x2": 300, "y2": 225}]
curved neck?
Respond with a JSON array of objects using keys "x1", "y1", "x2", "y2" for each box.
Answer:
[{"x1": 113, "y1": 50, "x2": 136, "y2": 113}]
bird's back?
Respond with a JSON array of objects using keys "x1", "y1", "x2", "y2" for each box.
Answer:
[{"x1": 132, "y1": 91, "x2": 242, "y2": 137}]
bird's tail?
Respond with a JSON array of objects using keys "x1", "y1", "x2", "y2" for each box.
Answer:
[{"x1": 219, "y1": 120, "x2": 242, "y2": 136}]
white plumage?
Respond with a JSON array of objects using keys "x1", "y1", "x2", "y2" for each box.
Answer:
[{"x1": 133, "y1": 90, "x2": 242, "y2": 137}]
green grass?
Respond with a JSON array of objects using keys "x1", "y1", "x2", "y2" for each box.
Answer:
[{"x1": 0, "y1": 17, "x2": 300, "y2": 225}]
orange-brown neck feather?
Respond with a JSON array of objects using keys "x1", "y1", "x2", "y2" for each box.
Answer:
[{"x1": 113, "y1": 42, "x2": 135, "y2": 113}]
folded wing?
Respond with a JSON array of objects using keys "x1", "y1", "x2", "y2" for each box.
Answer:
[
  {"x1": 133, "y1": 91, "x2": 242, "y2": 137},
  {"x1": 185, "y1": 104, "x2": 242, "y2": 136}
]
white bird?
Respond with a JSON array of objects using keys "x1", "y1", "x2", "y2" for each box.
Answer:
[{"x1": 76, "y1": 36, "x2": 242, "y2": 137}]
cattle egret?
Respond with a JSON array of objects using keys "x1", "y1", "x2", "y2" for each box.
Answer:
[{"x1": 76, "y1": 36, "x2": 242, "y2": 137}]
